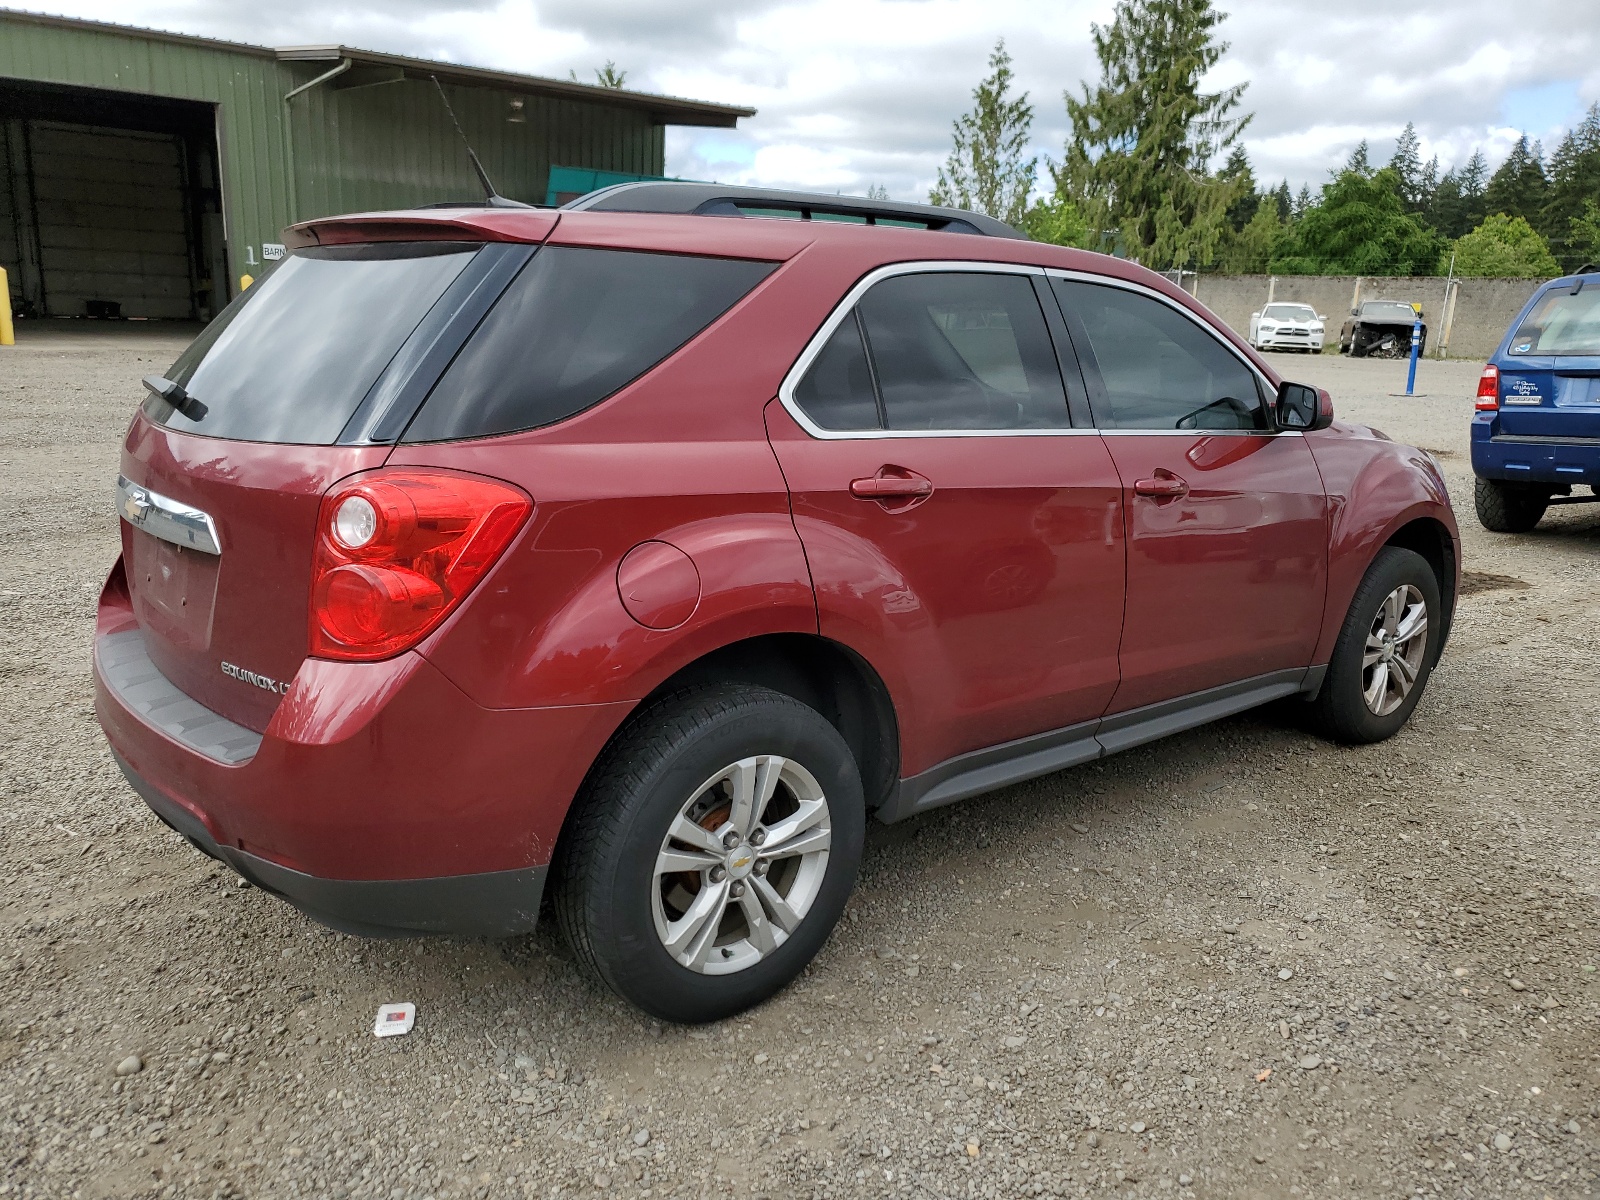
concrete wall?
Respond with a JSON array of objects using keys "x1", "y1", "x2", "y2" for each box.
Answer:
[{"x1": 1191, "y1": 274, "x2": 1544, "y2": 361}]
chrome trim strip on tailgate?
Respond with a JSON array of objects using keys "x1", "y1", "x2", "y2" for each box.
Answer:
[
  {"x1": 115, "y1": 475, "x2": 222, "y2": 555},
  {"x1": 96, "y1": 629, "x2": 262, "y2": 764}
]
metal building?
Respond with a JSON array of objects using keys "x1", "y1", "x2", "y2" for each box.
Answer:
[{"x1": 0, "y1": 9, "x2": 752, "y2": 321}]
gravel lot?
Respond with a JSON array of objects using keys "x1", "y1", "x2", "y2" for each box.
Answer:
[{"x1": 2, "y1": 328, "x2": 1597, "y2": 1200}]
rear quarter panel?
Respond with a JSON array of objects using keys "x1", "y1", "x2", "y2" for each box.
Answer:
[{"x1": 1304, "y1": 422, "x2": 1460, "y2": 665}]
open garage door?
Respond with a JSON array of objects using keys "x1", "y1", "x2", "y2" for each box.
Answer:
[{"x1": 2, "y1": 79, "x2": 224, "y2": 322}]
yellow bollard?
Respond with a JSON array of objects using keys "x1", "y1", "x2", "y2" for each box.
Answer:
[
  {"x1": 0, "y1": 267, "x2": 14, "y2": 346},
  {"x1": 239, "y1": 273, "x2": 254, "y2": 291}
]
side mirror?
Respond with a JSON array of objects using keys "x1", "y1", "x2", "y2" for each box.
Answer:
[
  {"x1": 1251, "y1": 311, "x2": 1261, "y2": 319},
  {"x1": 1350, "y1": 307, "x2": 1359, "y2": 316},
  {"x1": 1317, "y1": 313, "x2": 1326, "y2": 321},
  {"x1": 1276, "y1": 381, "x2": 1333, "y2": 432}
]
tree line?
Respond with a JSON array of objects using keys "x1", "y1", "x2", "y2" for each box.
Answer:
[{"x1": 928, "y1": 1, "x2": 1600, "y2": 278}]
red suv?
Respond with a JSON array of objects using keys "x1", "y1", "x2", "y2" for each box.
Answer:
[{"x1": 95, "y1": 184, "x2": 1459, "y2": 1022}]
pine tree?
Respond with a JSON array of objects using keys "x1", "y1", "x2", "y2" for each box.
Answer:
[
  {"x1": 1542, "y1": 104, "x2": 1600, "y2": 270},
  {"x1": 1344, "y1": 140, "x2": 1371, "y2": 176},
  {"x1": 1294, "y1": 184, "x2": 1312, "y2": 218},
  {"x1": 1272, "y1": 181, "x2": 1293, "y2": 222},
  {"x1": 1054, "y1": 0, "x2": 1250, "y2": 267},
  {"x1": 930, "y1": 40, "x2": 1037, "y2": 227},
  {"x1": 1485, "y1": 136, "x2": 1549, "y2": 223},
  {"x1": 1218, "y1": 146, "x2": 1259, "y2": 231},
  {"x1": 1388, "y1": 123, "x2": 1429, "y2": 210}
]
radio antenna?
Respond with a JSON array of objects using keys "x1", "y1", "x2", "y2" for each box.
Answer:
[{"x1": 430, "y1": 75, "x2": 528, "y2": 208}]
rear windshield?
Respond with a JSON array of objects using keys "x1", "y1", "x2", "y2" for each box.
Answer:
[
  {"x1": 1509, "y1": 286, "x2": 1600, "y2": 356},
  {"x1": 148, "y1": 242, "x2": 480, "y2": 444},
  {"x1": 402, "y1": 246, "x2": 775, "y2": 442}
]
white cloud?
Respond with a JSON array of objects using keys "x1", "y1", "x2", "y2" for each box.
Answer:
[{"x1": 22, "y1": 0, "x2": 1600, "y2": 202}]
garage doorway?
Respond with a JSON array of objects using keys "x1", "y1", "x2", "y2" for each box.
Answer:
[{"x1": 1, "y1": 78, "x2": 225, "y2": 322}]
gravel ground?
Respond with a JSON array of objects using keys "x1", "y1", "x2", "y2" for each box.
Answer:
[{"x1": 2, "y1": 328, "x2": 1597, "y2": 1200}]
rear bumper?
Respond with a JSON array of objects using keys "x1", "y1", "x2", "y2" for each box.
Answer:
[
  {"x1": 113, "y1": 749, "x2": 547, "y2": 937},
  {"x1": 1472, "y1": 420, "x2": 1600, "y2": 487},
  {"x1": 94, "y1": 560, "x2": 634, "y2": 938}
]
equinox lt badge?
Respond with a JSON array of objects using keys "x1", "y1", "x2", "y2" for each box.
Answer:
[{"x1": 221, "y1": 661, "x2": 290, "y2": 695}]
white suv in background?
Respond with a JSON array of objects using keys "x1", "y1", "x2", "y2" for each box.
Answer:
[{"x1": 1250, "y1": 303, "x2": 1325, "y2": 353}]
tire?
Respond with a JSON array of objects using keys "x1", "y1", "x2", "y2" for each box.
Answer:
[
  {"x1": 1474, "y1": 476, "x2": 1548, "y2": 533},
  {"x1": 1306, "y1": 546, "x2": 1442, "y2": 745},
  {"x1": 552, "y1": 684, "x2": 865, "y2": 1023}
]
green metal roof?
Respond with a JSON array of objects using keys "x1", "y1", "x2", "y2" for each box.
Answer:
[{"x1": 1, "y1": 8, "x2": 756, "y2": 128}]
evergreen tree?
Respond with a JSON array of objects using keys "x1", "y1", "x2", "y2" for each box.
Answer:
[
  {"x1": 1272, "y1": 167, "x2": 1445, "y2": 275},
  {"x1": 1425, "y1": 170, "x2": 1468, "y2": 240},
  {"x1": 1388, "y1": 123, "x2": 1430, "y2": 210},
  {"x1": 1294, "y1": 184, "x2": 1312, "y2": 218},
  {"x1": 1055, "y1": 0, "x2": 1250, "y2": 267},
  {"x1": 1272, "y1": 181, "x2": 1293, "y2": 222},
  {"x1": 1219, "y1": 146, "x2": 1259, "y2": 231},
  {"x1": 930, "y1": 40, "x2": 1037, "y2": 227},
  {"x1": 1484, "y1": 135, "x2": 1549, "y2": 223},
  {"x1": 1215, "y1": 200, "x2": 1282, "y2": 272},
  {"x1": 1343, "y1": 140, "x2": 1371, "y2": 176},
  {"x1": 1542, "y1": 104, "x2": 1600, "y2": 270}
]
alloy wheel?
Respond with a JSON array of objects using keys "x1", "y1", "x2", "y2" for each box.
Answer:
[
  {"x1": 1361, "y1": 584, "x2": 1428, "y2": 716},
  {"x1": 652, "y1": 755, "x2": 832, "y2": 975}
]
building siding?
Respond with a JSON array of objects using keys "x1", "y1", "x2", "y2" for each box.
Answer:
[{"x1": 1, "y1": 14, "x2": 668, "y2": 303}]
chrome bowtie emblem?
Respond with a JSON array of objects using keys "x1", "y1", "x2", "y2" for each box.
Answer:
[{"x1": 120, "y1": 486, "x2": 153, "y2": 523}]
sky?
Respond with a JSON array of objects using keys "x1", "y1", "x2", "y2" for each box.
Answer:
[{"x1": 18, "y1": 0, "x2": 1600, "y2": 202}]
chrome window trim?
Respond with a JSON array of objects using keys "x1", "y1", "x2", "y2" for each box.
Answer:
[
  {"x1": 778, "y1": 260, "x2": 1288, "y2": 440},
  {"x1": 115, "y1": 475, "x2": 222, "y2": 555},
  {"x1": 775, "y1": 260, "x2": 1100, "y2": 440},
  {"x1": 1043, "y1": 268, "x2": 1281, "y2": 431}
]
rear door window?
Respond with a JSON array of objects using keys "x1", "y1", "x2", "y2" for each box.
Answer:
[
  {"x1": 1053, "y1": 280, "x2": 1268, "y2": 430},
  {"x1": 792, "y1": 314, "x2": 882, "y2": 430},
  {"x1": 150, "y1": 243, "x2": 481, "y2": 444},
  {"x1": 1509, "y1": 287, "x2": 1600, "y2": 356},
  {"x1": 403, "y1": 247, "x2": 775, "y2": 441}
]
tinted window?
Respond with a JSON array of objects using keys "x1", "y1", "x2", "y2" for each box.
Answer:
[
  {"x1": 857, "y1": 273, "x2": 1069, "y2": 430},
  {"x1": 793, "y1": 314, "x2": 881, "y2": 430},
  {"x1": 150, "y1": 243, "x2": 480, "y2": 444},
  {"x1": 1054, "y1": 280, "x2": 1267, "y2": 430},
  {"x1": 406, "y1": 247, "x2": 775, "y2": 441},
  {"x1": 1262, "y1": 304, "x2": 1315, "y2": 321},
  {"x1": 1509, "y1": 287, "x2": 1600, "y2": 356}
]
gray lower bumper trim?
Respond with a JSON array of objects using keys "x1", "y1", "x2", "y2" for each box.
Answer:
[
  {"x1": 97, "y1": 629, "x2": 262, "y2": 765},
  {"x1": 113, "y1": 750, "x2": 545, "y2": 938}
]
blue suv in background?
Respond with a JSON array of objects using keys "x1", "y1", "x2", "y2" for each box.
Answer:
[{"x1": 1472, "y1": 269, "x2": 1600, "y2": 531}]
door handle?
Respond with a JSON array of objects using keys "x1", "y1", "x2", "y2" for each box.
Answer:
[
  {"x1": 1133, "y1": 471, "x2": 1188, "y2": 499},
  {"x1": 850, "y1": 472, "x2": 933, "y2": 500}
]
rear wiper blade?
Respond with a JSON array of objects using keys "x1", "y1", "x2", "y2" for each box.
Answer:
[{"x1": 141, "y1": 375, "x2": 208, "y2": 420}]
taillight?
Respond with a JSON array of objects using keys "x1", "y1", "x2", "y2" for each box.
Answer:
[
  {"x1": 1475, "y1": 364, "x2": 1500, "y2": 411},
  {"x1": 309, "y1": 469, "x2": 531, "y2": 661}
]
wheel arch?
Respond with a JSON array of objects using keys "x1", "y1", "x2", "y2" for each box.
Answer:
[
  {"x1": 1382, "y1": 516, "x2": 1457, "y2": 659},
  {"x1": 572, "y1": 633, "x2": 901, "y2": 824}
]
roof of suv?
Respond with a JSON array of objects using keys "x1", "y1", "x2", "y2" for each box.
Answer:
[
  {"x1": 563, "y1": 182, "x2": 1027, "y2": 239},
  {"x1": 287, "y1": 183, "x2": 1026, "y2": 248}
]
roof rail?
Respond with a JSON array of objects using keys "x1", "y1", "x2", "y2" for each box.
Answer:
[{"x1": 562, "y1": 182, "x2": 1026, "y2": 239}]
